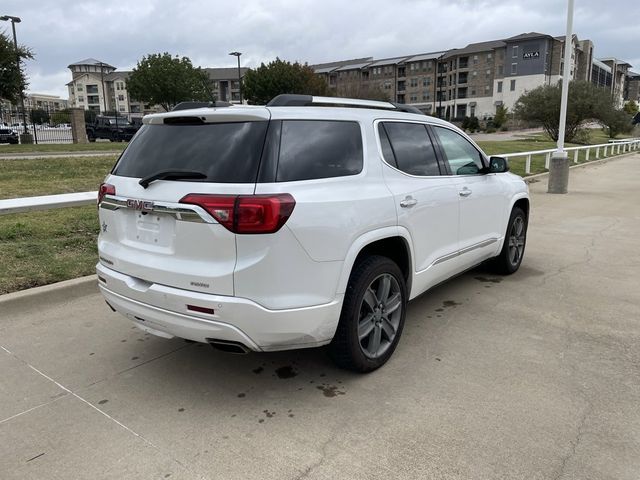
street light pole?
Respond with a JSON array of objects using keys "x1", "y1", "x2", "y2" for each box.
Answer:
[
  {"x1": 548, "y1": 0, "x2": 575, "y2": 194},
  {"x1": 0, "y1": 15, "x2": 27, "y2": 134},
  {"x1": 229, "y1": 51, "x2": 243, "y2": 104}
]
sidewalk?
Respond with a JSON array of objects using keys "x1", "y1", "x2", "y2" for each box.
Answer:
[{"x1": 1, "y1": 154, "x2": 639, "y2": 479}]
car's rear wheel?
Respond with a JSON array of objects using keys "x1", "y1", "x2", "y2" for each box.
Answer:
[
  {"x1": 329, "y1": 255, "x2": 407, "y2": 372},
  {"x1": 492, "y1": 206, "x2": 527, "y2": 274}
]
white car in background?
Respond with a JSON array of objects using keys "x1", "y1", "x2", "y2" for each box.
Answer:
[{"x1": 96, "y1": 95, "x2": 529, "y2": 372}]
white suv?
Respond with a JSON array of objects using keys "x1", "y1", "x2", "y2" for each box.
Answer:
[{"x1": 97, "y1": 95, "x2": 529, "y2": 372}]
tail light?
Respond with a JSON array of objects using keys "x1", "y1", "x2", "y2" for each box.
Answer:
[
  {"x1": 98, "y1": 183, "x2": 116, "y2": 205},
  {"x1": 180, "y1": 194, "x2": 295, "y2": 234}
]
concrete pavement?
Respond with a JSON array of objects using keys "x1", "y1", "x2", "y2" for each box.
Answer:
[{"x1": 1, "y1": 154, "x2": 639, "y2": 479}]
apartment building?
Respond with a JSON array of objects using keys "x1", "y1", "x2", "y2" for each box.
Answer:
[
  {"x1": 24, "y1": 94, "x2": 68, "y2": 111},
  {"x1": 67, "y1": 59, "x2": 247, "y2": 115},
  {"x1": 598, "y1": 58, "x2": 632, "y2": 107},
  {"x1": 625, "y1": 71, "x2": 640, "y2": 104},
  {"x1": 312, "y1": 32, "x2": 611, "y2": 120},
  {"x1": 203, "y1": 67, "x2": 248, "y2": 103}
]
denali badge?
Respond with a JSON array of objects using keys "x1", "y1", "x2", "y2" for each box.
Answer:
[{"x1": 127, "y1": 199, "x2": 154, "y2": 211}]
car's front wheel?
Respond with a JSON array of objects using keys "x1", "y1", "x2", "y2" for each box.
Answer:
[
  {"x1": 492, "y1": 206, "x2": 527, "y2": 274},
  {"x1": 329, "y1": 255, "x2": 407, "y2": 372}
]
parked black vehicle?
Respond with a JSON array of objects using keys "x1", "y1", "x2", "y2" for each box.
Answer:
[
  {"x1": 86, "y1": 116, "x2": 138, "y2": 142},
  {"x1": 0, "y1": 128, "x2": 19, "y2": 144}
]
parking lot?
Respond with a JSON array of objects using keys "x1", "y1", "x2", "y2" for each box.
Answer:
[{"x1": 1, "y1": 154, "x2": 639, "y2": 479}]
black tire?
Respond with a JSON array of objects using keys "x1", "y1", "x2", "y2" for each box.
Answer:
[
  {"x1": 329, "y1": 255, "x2": 407, "y2": 372},
  {"x1": 492, "y1": 206, "x2": 527, "y2": 274}
]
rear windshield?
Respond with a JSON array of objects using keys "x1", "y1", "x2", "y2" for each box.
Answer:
[
  {"x1": 112, "y1": 122, "x2": 268, "y2": 183},
  {"x1": 0, "y1": 129, "x2": 13, "y2": 134}
]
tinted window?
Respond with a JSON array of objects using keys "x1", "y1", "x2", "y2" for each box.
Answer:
[
  {"x1": 378, "y1": 124, "x2": 397, "y2": 168},
  {"x1": 276, "y1": 120, "x2": 362, "y2": 182},
  {"x1": 433, "y1": 126, "x2": 484, "y2": 175},
  {"x1": 112, "y1": 122, "x2": 268, "y2": 183},
  {"x1": 381, "y1": 122, "x2": 440, "y2": 176}
]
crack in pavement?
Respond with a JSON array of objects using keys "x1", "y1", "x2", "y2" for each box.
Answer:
[{"x1": 0, "y1": 344, "x2": 209, "y2": 480}]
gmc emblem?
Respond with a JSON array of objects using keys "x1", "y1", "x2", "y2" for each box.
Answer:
[{"x1": 126, "y1": 199, "x2": 154, "y2": 211}]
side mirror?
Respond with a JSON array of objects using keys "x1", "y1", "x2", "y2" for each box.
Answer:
[{"x1": 489, "y1": 156, "x2": 509, "y2": 173}]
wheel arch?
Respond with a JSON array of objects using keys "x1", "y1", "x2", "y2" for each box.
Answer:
[{"x1": 337, "y1": 227, "x2": 414, "y2": 297}]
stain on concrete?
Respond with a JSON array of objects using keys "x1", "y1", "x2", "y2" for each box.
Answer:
[
  {"x1": 178, "y1": 408, "x2": 184, "y2": 412},
  {"x1": 275, "y1": 366, "x2": 298, "y2": 379},
  {"x1": 237, "y1": 393, "x2": 246, "y2": 398},
  {"x1": 474, "y1": 276, "x2": 502, "y2": 283},
  {"x1": 317, "y1": 385, "x2": 345, "y2": 398},
  {"x1": 98, "y1": 399, "x2": 108, "y2": 405},
  {"x1": 252, "y1": 366, "x2": 264, "y2": 374}
]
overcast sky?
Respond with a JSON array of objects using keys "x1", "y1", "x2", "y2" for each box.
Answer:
[{"x1": 3, "y1": 0, "x2": 639, "y2": 98}]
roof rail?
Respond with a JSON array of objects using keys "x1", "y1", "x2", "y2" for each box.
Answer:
[
  {"x1": 266, "y1": 94, "x2": 425, "y2": 115},
  {"x1": 171, "y1": 101, "x2": 233, "y2": 111}
]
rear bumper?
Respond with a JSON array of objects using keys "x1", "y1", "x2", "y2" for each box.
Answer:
[{"x1": 96, "y1": 263, "x2": 343, "y2": 351}]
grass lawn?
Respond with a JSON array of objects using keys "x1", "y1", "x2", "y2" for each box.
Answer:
[
  {"x1": 0, "y1": 155, "x2": 116, "y2": 199},
  {"x1": 0, "y1": 206, "x2": 98, "y2": 294},
  {"x1": 0, "y1": 142, "x2": 126, "y2": 154}
]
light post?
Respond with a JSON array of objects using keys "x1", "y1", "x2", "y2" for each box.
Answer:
[
  {"x1": 229, "y1": 51, "x2": 243, "y2": 104},
  {"x1": 97, "y1": 62, "x2": 108, "y2": 113},
  {"x1": 0, "y1": 15, "x2": 27, "y2": 136},
  {"x1": 548, "y1": 0, "x2": 575, "y2": 194}
]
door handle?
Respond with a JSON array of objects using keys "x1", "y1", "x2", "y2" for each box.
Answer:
[
  {"x1": 400, "y1": 196, "x2": 418, "y2": 208},
  {"x1": 459, "y1": 188, "x2": 472, "y2": 197}
]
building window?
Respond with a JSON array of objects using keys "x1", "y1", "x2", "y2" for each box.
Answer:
[
  {"x1": 473, "y1": 55, "x2": 478, "y2": 65},
  {"x1": 498, "y1": 65, "x2": 504, "y2": 75},
  {"x1": 119, "y1": 106, "x2": 125, "y2": 112},
  {"x1": 510, "y1": 79, "x2": 516, "y2": 91},
  {"x1": 487, "y1": 53, "x2": 492, "y2": 60},
  {"x1": 486, "y1": 69, "x2": 491, "y2": 78},
  {"x1": 497, "y1": 81, "x2": 503, "y2": 93},
  {"x1": 118, "y1": 95, "x2": 125, "y2": 101},
  {"x1": 77, "y1": 85, "x2": 83, "y2": 92},
  {"x1": 78, "y1": 96, "x2": 84, "y2": 103},
  {"x1": 86, "y1": 85, "x2": 99, "y2": 94},
  {"x1": 512, "y1": 46, "x2": 519, "y2": 58},
  {"x1": 410, "y1": 78, "x2": 418, "y2": 87},
  {"x1": 470, "y1": 88, "x2": 476, "y2": 96},
  {"x1": 511, "y1": 63, "x2": 517, "y2": 75},
  {"x1": 485, "y1": 85, "x2": 490, "y2": 93}
]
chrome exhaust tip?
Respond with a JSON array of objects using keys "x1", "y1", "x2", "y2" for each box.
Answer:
[{"x1": 207, "y1": 339, "x2": 250, "y2": 355}]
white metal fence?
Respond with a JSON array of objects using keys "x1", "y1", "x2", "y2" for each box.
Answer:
[
  {"x1": 500, "y1": 138, "x2": 640, "y2": 175},
  {"x1": 1, "y1": 138, "x2": 639, "y2": 216}
]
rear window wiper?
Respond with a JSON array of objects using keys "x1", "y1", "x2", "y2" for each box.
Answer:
[{"x1": 139, "y1": 169, "x2": 207, "y2": 188}]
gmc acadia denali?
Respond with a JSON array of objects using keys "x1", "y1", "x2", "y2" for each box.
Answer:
[{"x1": 96, "y1": 95, "x2": 529, "y2": 372}]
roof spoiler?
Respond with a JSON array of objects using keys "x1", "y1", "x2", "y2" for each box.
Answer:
[
  {"x1": 266, "y1": 94, "x2": 425, "y2": 115},
  {"x1": 171, "y1": 101, "x2": 233, "y2": 111}
]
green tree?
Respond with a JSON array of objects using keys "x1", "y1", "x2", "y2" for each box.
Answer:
[
  {"x1": 623, "y1": 100, "x2": 638, "y2": 115},
  {"x1": 514, "y1": 81, "x2": 610, "y2": 142},
  {"x1": 0, "y1": 31, "x2": 33, "y2": 103},
  {"x1": 243, "y1": 58, "x2": 329, "y2": 105},
  {"x1": 493, "y1": 105, "x2": 508, "y2": 128},
  {"x1": 50, "y1": 109, "x2": 70, "y2": 125},
  {"x1": 29, "y1": 108, "x2": 49, "y2": 124},
  {"x1": 600, "y1": 109, "x2": 633, "y2": 139},
  {"x1": 126, "y1": 53, "x2": 213, "y2": 111}
]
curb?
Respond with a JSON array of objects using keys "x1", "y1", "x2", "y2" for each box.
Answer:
[
  {"x1": 0, "y1": 275, "x2": 98, "y2": 318},
  {"x1": 523, "y1": 150, "x2": 639, "y2": 183}
]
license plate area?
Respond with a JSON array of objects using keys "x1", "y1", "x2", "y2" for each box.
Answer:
[{"x1": 123, "y1": 210, "x2": 176, "y2": 248}]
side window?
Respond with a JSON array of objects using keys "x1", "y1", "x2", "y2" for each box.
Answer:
[
  {"x1": 433, "y1": 126, "x2": 484, "y2": 175},
  {"x1": 380, "y1": 122, "x2": 440, "y2": 176},
  {"x1": 276, "y1": 120, "x2": 363, "y2": 182}
]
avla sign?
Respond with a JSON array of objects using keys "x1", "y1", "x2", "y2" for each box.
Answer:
[{"x1": 523, "y1": 51, "x2": 540, "y2": 59}]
